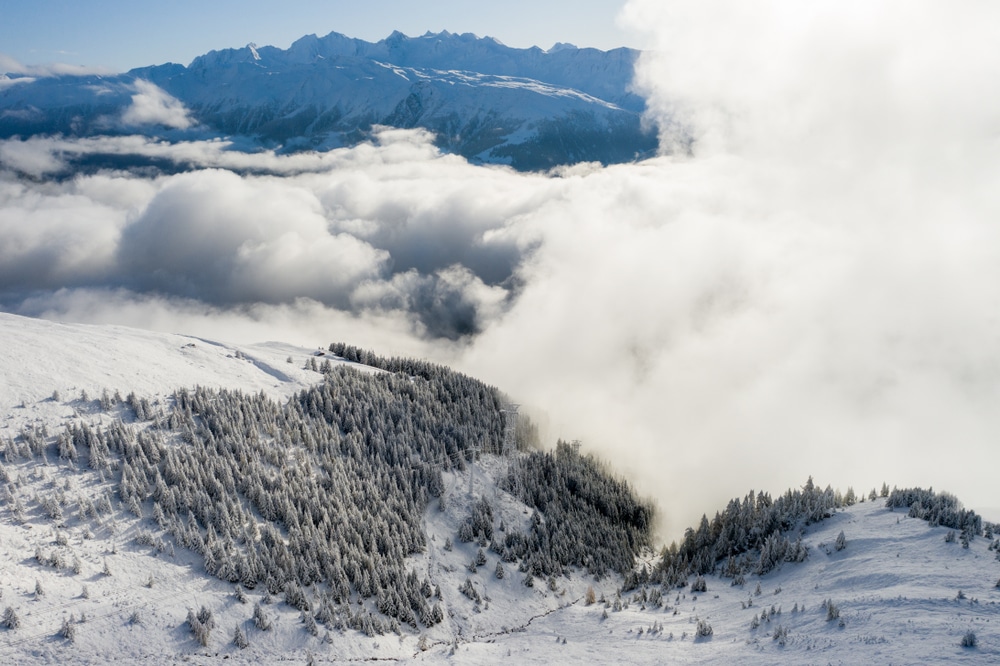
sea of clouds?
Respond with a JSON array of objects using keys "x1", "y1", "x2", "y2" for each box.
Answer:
[{"x1": 2, "y1": 0, "x2": 999, "y2": 538}]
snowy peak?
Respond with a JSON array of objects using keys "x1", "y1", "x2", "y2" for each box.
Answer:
[{"x1": 547, "y1": 42, "x2": 578, "y2": 53}]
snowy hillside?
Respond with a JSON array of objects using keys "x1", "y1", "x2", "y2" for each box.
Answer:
[
  {"x1": 0, "y1": 312, "x2": 997, "y2": 664},
  {"x1": 0, "y1": 31, "x2": 657, "y2": 170}
]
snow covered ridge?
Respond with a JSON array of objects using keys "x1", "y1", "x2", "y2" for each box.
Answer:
[
  {"x1": 1, "y1": 313, "x2": 998, "y2": 663},
  {"x1": 0, "y1": 30, "x2": 657, "y2": 171}
]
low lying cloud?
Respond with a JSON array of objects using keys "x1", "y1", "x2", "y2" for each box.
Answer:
[
  {"x1": 121, "y1": 80, "x2": 194, "y2": 129},
  {"x1": 0, "y1": 53, "x2": 115, "y2": 78},
  {"x1": 0, "y1": 128, "x2": 445, "y2": 179},
  {"x1": 2, "y1": 0, "x2": 1000, "y2": 538}
]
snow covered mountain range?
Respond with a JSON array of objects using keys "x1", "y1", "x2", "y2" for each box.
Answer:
[
  {"x1": 0, "y1": 31, "x2": 657, "y2": 170},
  {"x1": 0, "y1": 312, "x2": 997, "y2": 664}
]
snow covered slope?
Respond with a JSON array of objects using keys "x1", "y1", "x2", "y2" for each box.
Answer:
[
  {"x1": 0, "y1": 312, "x2": 997, "y2": 664},
  {"x1": 424, "y1": 499, "x2": 1000, "y2": 664},
  {"x1": 0, "y1": 31, "x2": 657, "y2": 170},
  {"x1": 0, "y1": 312, "x2": 332, "y2": 440}
]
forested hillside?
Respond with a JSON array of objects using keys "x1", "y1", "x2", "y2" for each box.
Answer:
[
  {"x1": 2, "y1": 317, "x2": 998, "y2": 662},
  {"x1": 2, "y1": 343, "x2": 654, "y2": 639}
]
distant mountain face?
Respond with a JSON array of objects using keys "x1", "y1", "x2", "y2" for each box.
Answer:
[{"x1": 0, "y1": 31, "x2": 657, "y2": 170}]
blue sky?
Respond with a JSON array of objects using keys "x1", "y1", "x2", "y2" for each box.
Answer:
[{"x1": 0, "y1": 0, "x2": 638, "y2": 71}]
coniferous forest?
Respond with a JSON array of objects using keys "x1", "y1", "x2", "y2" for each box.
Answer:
[{"x1": 4, "y1": 345, "x2": 655, "y2": 635}]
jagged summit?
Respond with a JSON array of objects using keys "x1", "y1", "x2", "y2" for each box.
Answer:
[{"x1": 0, "y1": 29, "x2": 656, "y2": 170}]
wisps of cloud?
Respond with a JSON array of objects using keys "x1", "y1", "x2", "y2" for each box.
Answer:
[
  {"x1": 0, "y1": 127, "x2": 446, "y2": 179},
  {"x1": 3, "y1": 0, "x2": 1000, "y2": 537},
  {"x1": 0, "y1": 52, "x2": 115, "y2": 77}
]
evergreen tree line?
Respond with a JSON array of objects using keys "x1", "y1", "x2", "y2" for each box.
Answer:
[
  {"x1": 643, "y1": 480, "x2": 997, "y2": 591},
  {"x1": 649, "y1": 477, "x2": 846, "y2": 588},
  {"x1": 885, "y1": 487, "x2": 992, "y2": 543},
  {"x1": 328, "y1": 342, "x2": 496, "y2": 390}
]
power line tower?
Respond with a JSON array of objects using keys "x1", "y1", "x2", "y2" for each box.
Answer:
[{"x1": 500, "y1": 404, "x2": 521, "y2": 501}]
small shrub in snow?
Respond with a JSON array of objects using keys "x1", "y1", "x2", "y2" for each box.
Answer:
[
  {"x1": 459, "y1": 578, "x2": 481, "y2": 603},
  {"x1": 187, "y1": 608, "x2": 212, "y2": 647},
  {"x1": 585, "y1": 586, "x2": 596, "y2": 605},
  {"x1": 233, "y1": 625, "x2": 249, "y2": 649},
  {"x1": 960, "y1": 631, "x2": 978, "y2": 648},
  {"x1": 772, "y1": 624, "x2": 788, "y2": 646},
  {"x1": 3, "y1": 606, "x2": 20, "y2": 630},
  {"x1": 834, "y1": 531, "x2": 847, "y2": 551},
  {"x1": 691, "y1": 576, "x2": 707, "y2": 592},
  {"x1": 695, "y1": 620, "x2": 713, "y2": 639},
  {"x1": 945, "y1": 530, "x2": 956, "y2": 543},
  {"x1": 495, "y1": 562, "x2": 505, "y2": 580},
  {"x1": 34, "y1": 580, "x2": 44, "y2": 597},
  {"x1": 197, "y1": 606, "x2": 214, "y2": 629},
  {"x1": 825, "y1": 599, "x2": 840, "y2": 621},
  {"x1": 60, "y1": 617, "x2": 75, "y2": 642},
  {"x1": 253, "y1": 603, "x2": 272, "y2": 631},
  {"x1": 303, "y1": 612, "x2": 319, "y2": 636}
]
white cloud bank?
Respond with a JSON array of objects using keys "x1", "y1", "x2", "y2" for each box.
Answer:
[
  {"x1": 121, "y1": 80, "x2": 194, "y2": 129},
  {"x1": 3, "y1": 0, "x2": 1000, "y2": 538}
]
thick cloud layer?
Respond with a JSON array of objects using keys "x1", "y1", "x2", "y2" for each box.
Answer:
[
  {"x1": 1, "y1": 129, "x2": 531, "y2": 339},
  {"x1": 2, "y1": 1, "x2": 1000, "y2": 538}
]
